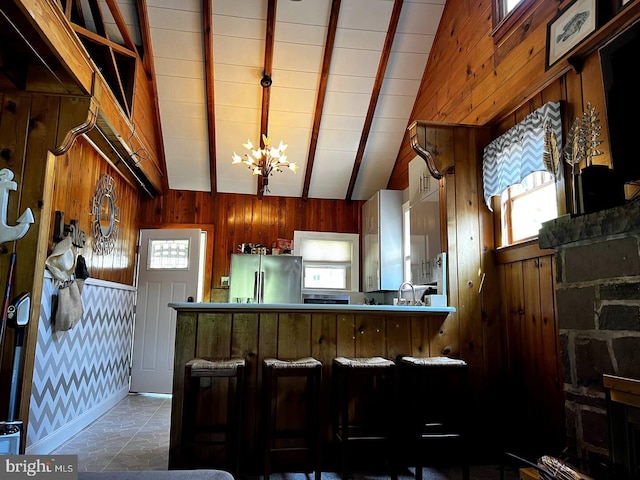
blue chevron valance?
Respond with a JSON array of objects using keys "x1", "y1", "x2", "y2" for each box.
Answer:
[{"x1": 482, "y1": 101, "x2": 562, "y2": 210}]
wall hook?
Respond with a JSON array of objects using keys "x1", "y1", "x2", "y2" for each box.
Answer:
[
  {"x1": 53, "y1": 211, "x2": 86, "y2": 248},
  {"x1": 0, "y1": 168, "x2": 34, "y2": 246}
]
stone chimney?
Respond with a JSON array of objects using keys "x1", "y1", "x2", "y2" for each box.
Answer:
[{"x1": 539, "y1": 200, "x2": 640, "y2": 464}]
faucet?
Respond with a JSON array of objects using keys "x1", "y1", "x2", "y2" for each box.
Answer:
[{"x1": 397, "y1": 281, "x2": 416, "y2": 305}]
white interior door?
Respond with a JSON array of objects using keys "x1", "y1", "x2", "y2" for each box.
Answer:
[{"x1": 130, "y1": 228, "x2": 202, "y2": 394}]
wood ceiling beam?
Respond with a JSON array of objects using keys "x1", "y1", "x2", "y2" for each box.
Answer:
[
  {"x1": 204, "y1": 0, "x2": 217, "y2": 195},
  {"x1": 70, "y1": 1, "x2": 135, "y2": 118},
  {"x1": 136, "y1": 0, "x2": 169, "y2": 193},
  {"x1": 104, "y1": 0, "x2": 139, "y2": 55},
  {"x1": 87, "y1": 0, "x2": 107, "y2": 38},
  {"x1": 257, "y1": 0, "x2": 277, "y2": 198},
  {"x1": 72, "y1": 0, "x2": 86, "y2": 28},
  {"x1": 72, "y1": 24, "x2": 136, "y2": 58},
  {"x1": 64, "y1": 0, "x2": 72, "y2": 20},
  {"x1": 345, "y1": 0, "x2": 403, "y2": 202},
  {"x1": 107, "y1": 46, "x2": 132, "y2": 117},
  {"x1": 302, "y1": 0, "x2": 341, "y2": 201},
  {"x1": 8, "y1": 0, "x2": 94, "y2": 93}
]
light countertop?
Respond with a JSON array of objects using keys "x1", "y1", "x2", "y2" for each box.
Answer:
[{"x1": 169, "y1": 302, "x2": 455, "y2": 314}]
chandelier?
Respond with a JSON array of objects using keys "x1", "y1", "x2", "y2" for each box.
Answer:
[{"x1": 232, "y1": 134, "x2": 298, "y2": 194}]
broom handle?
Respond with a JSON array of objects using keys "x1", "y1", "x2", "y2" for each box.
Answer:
[
  {"x1": 0, "y1": 252, "x2": 16, "y2": 370},
  {"x1": 2, "y1": 252, "x2": 17, "y2": 321}
]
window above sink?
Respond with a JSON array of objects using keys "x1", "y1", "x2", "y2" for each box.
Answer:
[{"x1": 293, "y1": 230, "x2": 359, "y2": 292}]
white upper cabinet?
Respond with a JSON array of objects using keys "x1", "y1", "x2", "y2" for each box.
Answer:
[
  {"x1": 409, "y1": 196, "x2": 441, "y2": 285},
  {"x1": 408, "y1": 156, "x2": 435, "y2": 205},
  {"x1": 362, "y1": 190, "x2": 403, "y2": 292}
]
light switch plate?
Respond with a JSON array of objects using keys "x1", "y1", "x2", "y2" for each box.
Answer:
[{"x1": 221, "y1": 276, "x2": 229, "y2": 287}]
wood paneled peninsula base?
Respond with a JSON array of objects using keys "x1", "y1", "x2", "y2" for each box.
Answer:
[{"x1": 168, "y1": 302, "x2": 456, "y2": 472}]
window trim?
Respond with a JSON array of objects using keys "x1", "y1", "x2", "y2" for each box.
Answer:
[
  {"x1": 490, "y1": 0, "x2": 537, "y2": 44},
  {"x1": 500, "y1": 172, "x2": 557, "y2": 246},
  {"x1": 293, "y1": 230, "x2": 360, "y2": 292}
]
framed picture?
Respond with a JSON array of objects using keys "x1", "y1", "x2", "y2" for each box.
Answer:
[{"x1": 546, "y1": 0, "x2": 597, "y2": 69}]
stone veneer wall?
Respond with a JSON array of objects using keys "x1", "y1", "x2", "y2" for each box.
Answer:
[{"x1": 539, "y1": 200, "x2": 640, "y2": 462}]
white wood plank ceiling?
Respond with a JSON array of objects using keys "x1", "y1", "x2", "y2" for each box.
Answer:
[{"x1": 130, "y1": 0, "x2": 443, "y2": 200}]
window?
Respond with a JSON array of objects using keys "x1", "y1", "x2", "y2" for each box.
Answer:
[
  {"x1": 491, "y1": 0, "x2": 535, "y2": 43},
  {"x1": 293, "y1": 231, "x2": 359, "y2": 292},
  {"x1": 502, "y1": 0, "x2": 522, "y2": 17},
  {"x1": 147, "y1": 239, "x2": 190, "y2": 269},
  {"x1": 482, "y1": 101, "x2": 564, "y2": 246},
  {"x1": 303, "y1": 266, "x2": 347, "y2": 289},
  {"x1": 501, "y1": 171, "x2": 557, "y2": 245}
]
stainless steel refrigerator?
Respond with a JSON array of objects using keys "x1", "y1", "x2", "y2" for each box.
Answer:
[{"x1": 229, "y1": 254, "x2": 303, "y2": 304}]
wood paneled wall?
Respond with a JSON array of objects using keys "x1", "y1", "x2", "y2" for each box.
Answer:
[
  {"x1": 0, "y1": 92, "x2": 82, "y2": 421},
  {"x1": 413, "y1": 81, "x2": 574, "y2": 455},
  {"x1": 131, "y1": 57, "x2": 163, "y2": 178},
  {"x1": 0, "y1": 91, "x2": 142, "y2": 431},
  {"x1": 495, "y1": 245, "x2": 565, "y2": 456},
  {"x1": 139, "y1": 192, "x2": 364, "y2": 299},
  {"x1": 383, "y1": 0, "x2": 638, "y2": 457},
  {"x1": 388, "y1": 0, "x2": 619, "y2": 190},
  {"x1": 49, "y1": 135, "x2": 140, "y2": 285},
  {"x1": 170, "y1": 308, "x2": 454, "y2": 469}
]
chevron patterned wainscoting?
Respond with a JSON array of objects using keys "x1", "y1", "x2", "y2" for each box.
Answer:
[{"x1": 26, "y1": 274, "x2": 136, "y2": 454}]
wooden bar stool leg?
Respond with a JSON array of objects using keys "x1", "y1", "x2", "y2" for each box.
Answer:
[
  {"x1": 339, "y1": 366, "x2": 348, "y2": 480},
  {"x1": 263, "y1": 367, "x2": 275, "y2": 480},
  {"x1": 311, "y1": 366, "x2": 322, "y2": 480},
  {"x1": 388, "y1": 366, "x2": 398, "y2": 480},
  {"x1": 234, "y1": 365, "x2": 245, "y2": 476},
  {"x1": 181, "y1": 366, "x2": 196, "y2": 467}
]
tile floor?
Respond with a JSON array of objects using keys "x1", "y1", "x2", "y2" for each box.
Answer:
[
  {"x1": 51, "y1": 393, "x2": 519, "y2": 480},
  {"x1": 51, "y1": 393, "x2": 172, "y2": 472}
]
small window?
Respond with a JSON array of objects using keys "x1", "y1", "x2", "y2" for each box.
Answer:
[
  {"x1": 303, "y1": 266, "x2": 347, "y2": 289},
  {"x1": 501, "y1": 171, "x2": 557, "y2": 245},
  {"x1": 491, "y1": 0, "x2": 534, "y2": 42},
  {"x1": 147, "y1": 239, "x2": 190, "y2": 270},
  {"x1": 502, "y1": 0, "x2": 522, "y2": 17},
  {"x1": 293, "y1": 231, "x2": 359, "y2": 292},
  {"x1": 493, "y1": 0, "x2": 524, "y2": 27}
]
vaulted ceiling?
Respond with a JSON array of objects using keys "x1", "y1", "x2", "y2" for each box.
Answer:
[{"x1": 4, "y1": 0, "x2": 445, "y2": 201}]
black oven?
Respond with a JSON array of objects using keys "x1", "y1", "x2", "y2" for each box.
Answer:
[{"x1": 302, "y1": 294, "x2": 350, "y2": 305}]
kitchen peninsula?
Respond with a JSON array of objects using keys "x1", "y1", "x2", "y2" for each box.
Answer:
[{"x1": 168, "y1": 302, "x2": 456, "y2": 470}]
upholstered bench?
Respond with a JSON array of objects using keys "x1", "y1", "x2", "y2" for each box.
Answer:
[{"x1": 78, "y1": 470, "x2": 234, "y2": 480}]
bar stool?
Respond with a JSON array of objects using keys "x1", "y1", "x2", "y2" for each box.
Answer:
[
  {"x1": 262, "y1": 357, "x2": 322, "y2": 480},
  {"x1": 332, "y1": 356, "x2": 397, "y2": 480},
  {"x1": 182, "y1": 357, "x2": 245, "y2": 474},
  {"x1": 399, "y1": 356, "x2": 469, "y2": 480}
]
